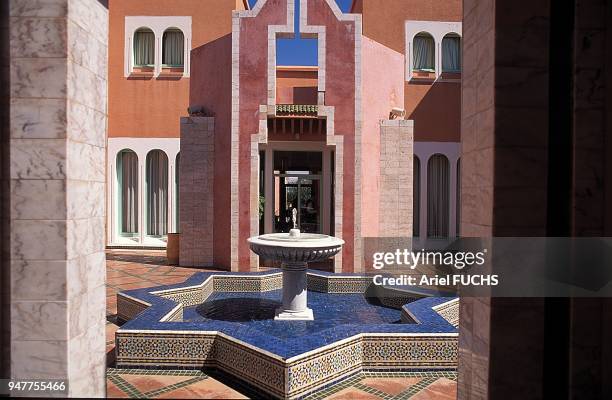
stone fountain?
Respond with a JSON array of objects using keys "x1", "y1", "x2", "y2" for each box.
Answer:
[{"x1": 248, "y1": 229, "x2": 344, "y2": 320}]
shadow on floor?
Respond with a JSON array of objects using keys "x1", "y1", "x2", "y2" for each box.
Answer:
[{"x1": 106, "y1": 252, "x2": 170, "y2": 266}]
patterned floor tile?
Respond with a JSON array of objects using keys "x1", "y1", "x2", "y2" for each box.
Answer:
[
  {"x1": 326, "y1": 387, "x2": 382, "y2": 399},
  {"x1": 107, "y1": 275, "x2": 148, "y2": 285},
  {"x1": 359, "y1": 377, "x2": 422, "y2": 396},
  {"x1": 409, "y1": 378, "x2": 457, "y2": 400},
  {"x1": 120, "y1": 374, "x2": 196, "y2": 394},
  {"x1": 156, "y1": 377, "x2": 248, "y2": 399},
  {"x1": 107, "y1": 378, "x2": 129, "y2": 398}
]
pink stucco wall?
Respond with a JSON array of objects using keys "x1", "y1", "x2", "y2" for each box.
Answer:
[
  {"x1": 188, "y1": 0, "x2": 376, "y2": 272},
  {"x1": 360, "y1": 37, "x2": 405, "y2": 237},
  {"x1": 238, "y1": 0, "x2": 289, "y2": 270},
  {"x1": 305, "y1": 0, "x2": 358, "y2": 272},
  {"x1": 189, "y1": 34, "x2": 233, "y2": 269}
]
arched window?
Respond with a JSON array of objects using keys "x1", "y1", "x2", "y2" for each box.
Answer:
[
  {"x1": 133, "y1": 27, "x2": 155, "y2": 67},
  {"x1": 442, "y1": 33, "x2": 461, "y2": 72},
  {"x1": 117, "y1": 150, "x2": 139, "y2": 236},
  {"x1": 162, "y1": 28, "x2": 184, "y2": 67},
  {"x1": 427, "y1": 154, "x2": 450, "y2": 238},
  {"x1": 413, "y1": 32, "x2": 435, "y2": 72},
  {"x1": 413, "y1": 156, "x2": 420, "y2": 237},
  {"x1": 146, "y1": 150, "x2": 169, "y2": 236},
  {"x1": 456, "y1": 158, "x2": 461, "y2": 236},
  {"x1": 175, "y1": 152, "x2": 180, "y2": 233}
]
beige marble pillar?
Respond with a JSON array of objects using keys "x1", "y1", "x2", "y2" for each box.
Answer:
[
  {"x1": 1, "y1": 0, "x2": 10, "y2": 380},
  {"x1": 9, "y1": 0, "x2": 107, "y2": 396},
  {"x1": 179, "y1": 116, "x2": 215, "y2": 268},
  {"x1": 378, "y1": 120, "x2": 414, "y2": 237}
]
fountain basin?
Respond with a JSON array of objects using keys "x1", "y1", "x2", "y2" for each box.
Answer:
[
  {"x1": 114, "y1": 271, "x2": 458, "y2": 399},
  {"x1": 248, "y1": 229, "x2": 344, "y2": 320}
]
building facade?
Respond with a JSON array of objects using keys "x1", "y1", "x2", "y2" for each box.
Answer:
[
  {"x1": 179, "y1": 0, "x2": 429, "y2": 272},
  {"x1": 107, "y1": 0, "x2": 462, "y2": 254},
  {"x1": 353, "y1": 0, "x2": 463, "y2": 243},
  {"x1": 106, "y1": 0, "x2": 249, "y2": 247}
]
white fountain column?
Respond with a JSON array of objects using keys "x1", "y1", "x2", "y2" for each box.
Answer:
[
  {"x1": 275, "y1": 229, "x2": 314, "y2": 320},
  {"x1": 249, "y1": 228, "x2": 343, "y2": 321},
  {"x1": 275, "y1": 261, "x2": 312, "y2": 320}
]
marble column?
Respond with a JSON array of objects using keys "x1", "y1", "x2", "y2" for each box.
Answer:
[
  {"x1": 276, "y1": 261, "x2": 313, "y2": 321},
  {"x1": 378, "y1": 120, "x2": 414, "y2": 237},
  {"x1": 9, "y1": 0, "x2": 108, "y2": 396},
  {"x1": 1, "y1": 0, "x2": 10, "y2": 380},
  {"x1": 179, "y1": 116, "x2": 215, "y2": 268}
]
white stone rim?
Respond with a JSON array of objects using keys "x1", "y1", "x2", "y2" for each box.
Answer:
[{"x1": 247, "y1": 234, "x2": 345, "y2": 249}]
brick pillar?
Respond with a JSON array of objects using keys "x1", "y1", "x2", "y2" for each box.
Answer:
[
  {"x1": 179, "y1": 117, "x2": 215, "y2": 268},
  {"x1": 8, "y1": 0, "x2": 108, "y2": 396}
]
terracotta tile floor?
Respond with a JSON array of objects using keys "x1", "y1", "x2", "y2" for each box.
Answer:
[{"x1": 105, "y1": 249, "x2": 457, "y2": 399}]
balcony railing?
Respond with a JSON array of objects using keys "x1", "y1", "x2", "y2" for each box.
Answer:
[{"x1": 276, "y1": 104, "x2": 318, "y2": 117}]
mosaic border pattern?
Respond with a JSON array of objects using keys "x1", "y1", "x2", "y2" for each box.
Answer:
[
  {"x1": 115, "y1": 331, "x2": 457, "y2": 399},
  {"x1": 115, "y1": 271, "x2": 458, "y2": 399},
  {"x1": 116, "y1": 294, "x2": 150, "y2": 322},
  {"x1": 432, "y1": 298, "x2": 459, "y2": 328}
]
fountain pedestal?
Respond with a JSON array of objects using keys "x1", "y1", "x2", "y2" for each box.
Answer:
[
  {"x1": 248, "y1": 229, "x2": 344, "y2": 321},
  {"x1": 276, "y1": 261, "x2": 313, "y2": 320}
]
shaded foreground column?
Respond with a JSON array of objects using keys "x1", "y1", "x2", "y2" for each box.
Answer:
[
  {"x1": 459, "y1": 0, "x2": 612, "y2": 398},
  {"x1": 9, "y1": 0, "x2": 108, "y2": 396}
]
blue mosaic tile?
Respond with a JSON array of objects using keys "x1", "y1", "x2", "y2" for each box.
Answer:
[{"x1": 118, "y1": 270, "x2": 457, "y2": 359}]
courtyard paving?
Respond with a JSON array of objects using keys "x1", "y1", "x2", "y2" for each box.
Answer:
[{"x1": 105, "y1": 249, "x2": 457, "y2": 399}]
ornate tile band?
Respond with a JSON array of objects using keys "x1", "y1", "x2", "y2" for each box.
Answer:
[{"x1": 115, "y1": 270, "x2": 458, "y2": 399}]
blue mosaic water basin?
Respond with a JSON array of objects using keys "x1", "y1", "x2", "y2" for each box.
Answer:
[
  {"x1": 118, "y1": 270, "x2": 457, "y2": 359},
  {"x1": 183, "y1": 290, "x2": 403, "y2": 339}
]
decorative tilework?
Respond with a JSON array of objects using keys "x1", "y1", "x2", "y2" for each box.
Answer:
[
  {"x1": 378, "y1": 296, "x2": 420, "y2": 310},
  {"x1": 307, "y1": 274, "x2": 329, "y2": 293},
  {"x1": 106, "y1": 368, "x2": 457, "y2": 400},
  {"x1": 156, "y1": 287, "x2": 205, "y2": 307},
  {"x1": 327, "y1": 277, "x2": 371, "y2": 293},
  {"x1": 106, "y1": 368, "x2": 212, "y2": 399},
  {"x1": 213, "y1": 336, "x2": 286, "y2": 397},
  {"x1": 163, "y1": 306, "x2": 183, "y2": 322},
  {"x1": 201, "y1": 278, "x2": 214, "y2": 302},
  {"x1": 276, "y1": 104, "x2": 318, "y2": 116},
  {"x1": 116, "y1": 295, "x2": 150, "y2": 322},
  {"x1": 432, "y1": 298, "x2": 459, "y2": 328},
  {"x1": 213, "y1": 274, "x2": 282, "y2": 292},
  {"x1": 114, "y1": 270, "x2": 459, "y2": 399},
  {"x1": 287, "y1": 339, "x2": 363, "y2": 396},
  {"x1": 362, "y1": 336, "x2": 458, "y2": 368},
  {"x1": 115, "y1": 330, "x2": 457, "y2": 399},
  {"x1": 116, "y1": 333, "x2": 216, "y2": 368}
]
